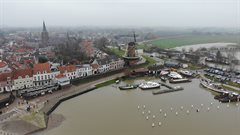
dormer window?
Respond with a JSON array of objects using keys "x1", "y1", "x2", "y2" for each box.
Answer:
[
  {"x1": 18, "y1": 76, "x2": 22, "y2": 79},
  {"x1": 25, "y1": 75, "x2": 29, "y2": 78}
]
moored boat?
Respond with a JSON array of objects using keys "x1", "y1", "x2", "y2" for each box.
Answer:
[
  {"x1": 139, "y1": 81, "x2": 160, "y2": 90},
  {"x1": 160, "y1": 76, "x2": 167, "y2": 82},
  {"x1": 168, "y1": 72, "x2": 183, "y2": 79},
  {"x1": 119, "y1": 84, "x2": 138, "y2": 90},
  {"x1": 169, "y1": 78, "x2": 191, "y2": 83},
  {"x1": 179, "y1": 70, "x2": 194, "y2": 77}
]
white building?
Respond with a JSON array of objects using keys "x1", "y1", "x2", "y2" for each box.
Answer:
[
  {"x1": 92, "y1": 58, "x2": 110, "y2": 73},
  {"x1": 54, "y1": 74, "x2": 70, "y2": 87},
  {"x1": 33, "y1": 62, "x2": 54, "y2": 86},
  {"x1": 59, "y1": 65, "x2": 77, "y2": 80},
  {"x1": 12, "y1": 68, "x2": 34, "y2": 90},
  {"x1": 76, "y1": 64, "x2": 93, "y2": 77}
]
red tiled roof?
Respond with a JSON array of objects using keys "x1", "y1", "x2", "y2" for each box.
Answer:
[
  {"x1": 33, "y1": 62, "x2": 51, "y2": 74},
  {"x1": 59, "y1": 65, "x2": 76, "y2": 73},
  {"x1": 12, "y1": 68, "x2": 33, "y2": 79},
  {"x1": 0, "y1": 72, "x2": 12, "y2": 82},
  {"x1": 0, "y1": 61, "x2": 7, "y2": 68}
]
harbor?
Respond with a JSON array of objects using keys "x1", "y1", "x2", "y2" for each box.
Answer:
[{"x1": 38, "y1": 78, "x2": 240, "y2": 135}]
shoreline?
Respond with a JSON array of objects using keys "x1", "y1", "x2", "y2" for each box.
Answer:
[
  {"x1": 0, "y1": 61, "x2": 148, "y2": 135},
  {"x1": 0, "y1": 71, "x2": 126, "y2": 135}
]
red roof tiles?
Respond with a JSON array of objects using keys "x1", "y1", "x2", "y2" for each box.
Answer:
[
  {"x1": 12, "y1": 68, "x2": 33, "y2": 79},
  {"x1": 0, "y1": 61, "x2": 7, "y2": 68},
  {"x1": 0, "y1": 72, "x2": 12, "y2": 82},
  {"x1": 59, "y1": 65, "x2": 76, "y2": 73},
  {"x1": 33, "y1": 62, "x2": 51, "y2": 74}
]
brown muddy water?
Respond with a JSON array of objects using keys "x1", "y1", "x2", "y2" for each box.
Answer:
[{"x1": 39, "y1": 77, "x2": 240, "y2": 135}]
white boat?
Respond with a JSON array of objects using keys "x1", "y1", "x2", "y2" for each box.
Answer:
[
  {"x1": 160, "y1": 70, "x2": 169, "y2": 76},
  {"x1": 179, "y1": 70, "x2": 193, "y2": 77},
  {"x1": 139, "y1": 81, "x2": 160, "y2": 90},
  {"x1": 168, "y1": 72, "x2": 183, "y2": 79}
]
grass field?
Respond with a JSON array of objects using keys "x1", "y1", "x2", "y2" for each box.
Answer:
[
  {"x1": 147, "y1": 34, "x2": 240, "y2": 49},
  {"x1": 110, "y1": 48, "x2": 125, "y2": 57}
]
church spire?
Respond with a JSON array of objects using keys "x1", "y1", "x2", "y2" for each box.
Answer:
[{"x1": 43, "y1": 21, "x2": 47, "y2": 32}]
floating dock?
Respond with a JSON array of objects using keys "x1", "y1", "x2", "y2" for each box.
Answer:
[
  {"x1": 153, "y1": 82, "x2": 184, "y2": 95},
  {"x1": 152, "y1": 86, "x2": 184, "y2": 95}
]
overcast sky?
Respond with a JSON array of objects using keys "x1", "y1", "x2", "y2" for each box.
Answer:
[{"x1": 0, "y1": 0, "x2": 239, "y2": 28}]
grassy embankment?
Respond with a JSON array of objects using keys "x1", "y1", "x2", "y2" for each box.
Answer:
[
  {"x1": 95, "y1": 79, "x2": 117, "y2": 88},
  {"x1": 145, "y1": 34, "x2": 240, "y2": 49},
  {"x1": 187, "y1": 63, "x2": 206, "y2": 70}
]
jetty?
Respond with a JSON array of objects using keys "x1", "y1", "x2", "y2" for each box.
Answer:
[{"x1": 153, "y1": 83, "x2": 184, "y2": 95}]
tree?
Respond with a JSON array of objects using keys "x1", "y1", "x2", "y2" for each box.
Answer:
[
  {"x1": 216, "y1": 50, "x2": 222, "y2": 63},
  {"x1": 227, "y1": 51, "x2": 236, "y2": 72},
  {"x1": 38, "y1": 56, "x2": 49, "y2": 63},
  {"x1": 94, "y1": 37, "x2": 109, "y2": 50}
]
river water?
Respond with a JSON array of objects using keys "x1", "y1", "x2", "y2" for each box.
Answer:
[{"x1": 41, "y1": 78, "x2": 240, "y2": 135}]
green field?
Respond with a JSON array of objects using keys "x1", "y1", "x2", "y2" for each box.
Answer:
[
  {"x1": 147, "y1": 35, "x2": 240, "y2": 49},
  {"x1": 110, "y1": 48, "x2": 125, "y2": 57}
]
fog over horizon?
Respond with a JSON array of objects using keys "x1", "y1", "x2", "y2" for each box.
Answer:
[{"x1": 0, "y1": 0, "x2": 239, "y2": 28}]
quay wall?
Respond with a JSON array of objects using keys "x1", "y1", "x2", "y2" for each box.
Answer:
[{"x1": 37, "y1": 62, "x2": 148, "y2": 134}]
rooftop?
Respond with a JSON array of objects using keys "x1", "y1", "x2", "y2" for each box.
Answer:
[{"x1": 33, "y1": 62, "x2": 51, "y2": 74}]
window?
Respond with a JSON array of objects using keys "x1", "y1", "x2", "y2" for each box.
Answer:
[
  {"x1": 25, "y1": 75, "x2": 29, "y2": 78},
  {"x1": 18, "y1": 76, "x2": 22, "y2": 79}
]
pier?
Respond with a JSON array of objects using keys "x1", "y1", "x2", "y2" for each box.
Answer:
[{"x1": 152, "y1": 82, "x2": 184, "y2": 95}]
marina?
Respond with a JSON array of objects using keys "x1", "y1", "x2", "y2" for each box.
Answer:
[
  {"x1": 200, "y1": 79, "x2": 240, "y2": 103},
  {"x1": 39, "y1": 78, "x2": 240, "y2": 135}
]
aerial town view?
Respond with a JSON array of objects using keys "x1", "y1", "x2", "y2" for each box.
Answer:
[{"x1": 0, "y1": 0, "x2": 239, "y2": 135}]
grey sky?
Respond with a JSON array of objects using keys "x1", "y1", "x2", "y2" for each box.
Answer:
[{"x1": 0, "y1": 0, "x2": 239, "y2": 28}]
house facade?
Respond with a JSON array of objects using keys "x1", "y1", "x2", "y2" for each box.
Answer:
[
  {"x1": 76, "y1": 64, "x2": 93, "y2": 77},
  {"x1": 33, "y1": 62, "x2": 53, "y2": 86},
  {"x1": 59, "y1": 65, "x2": 77, "y2": 80},
  {"x1": 12, "y1": 68, "x2": 33, "y2": 90}
]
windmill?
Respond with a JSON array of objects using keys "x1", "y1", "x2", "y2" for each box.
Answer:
[{"x1": 122, "y1": 31, "x2": 140, "y2": 66}]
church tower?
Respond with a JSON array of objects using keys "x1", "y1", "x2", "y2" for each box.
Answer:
[{"x1": 40, "y1": 21, "x2": 49, "y2": 48}]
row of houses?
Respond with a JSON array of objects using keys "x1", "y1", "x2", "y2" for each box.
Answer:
[{"x1": 0, "y1": 56, "x2": 125, "y2": 93}]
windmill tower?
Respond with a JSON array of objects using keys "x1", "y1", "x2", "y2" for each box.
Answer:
[{"x1": 123, "y1": 32, "x2": 139, "y2": 66}]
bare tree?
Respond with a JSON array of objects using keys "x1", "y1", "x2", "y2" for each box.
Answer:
[
  {"x1": 227, "y1": 51, "x2": 236, "y2": 72},
  {"x1": 216, "y1": 50, "x2": 222, "y2": 63}
]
